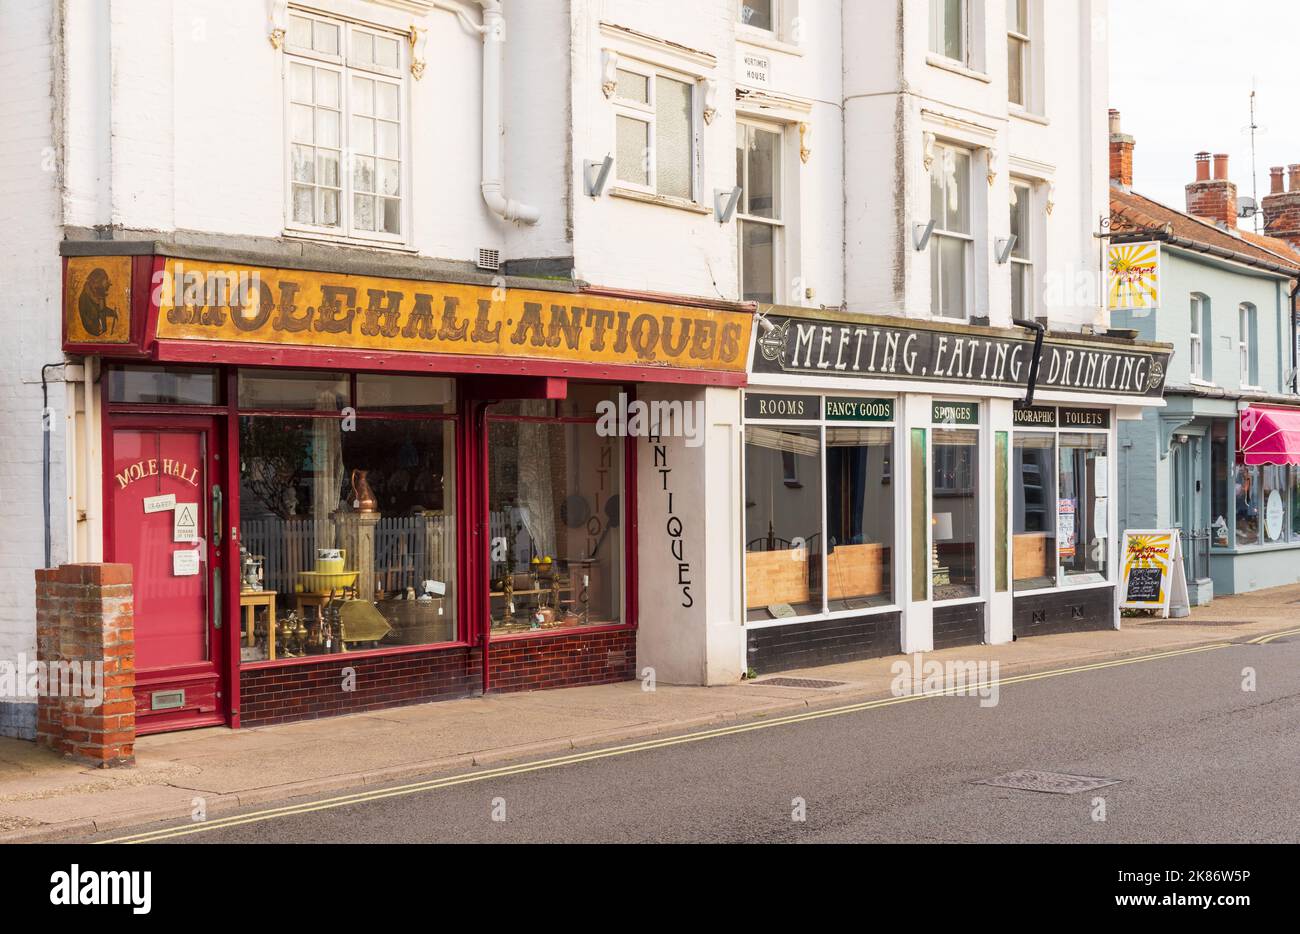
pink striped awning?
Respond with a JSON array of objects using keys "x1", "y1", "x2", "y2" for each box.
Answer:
[{"x1": 1240, "y1": 406, "x2": 1300, "y2": 466}]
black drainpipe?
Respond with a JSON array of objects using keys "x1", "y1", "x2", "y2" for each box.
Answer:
[{"x1": 1011, "y1": 318, "x2": 1045, "y2": 409}]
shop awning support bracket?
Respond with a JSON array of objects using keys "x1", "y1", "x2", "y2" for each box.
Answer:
[{"x1": 1011, "y1": 318, "x2": 1045, "y2": 409}]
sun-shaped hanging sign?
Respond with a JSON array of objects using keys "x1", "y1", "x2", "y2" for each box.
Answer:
[{"x1": 1107, "y1": 242, "x2": 1161, "y2": 311}]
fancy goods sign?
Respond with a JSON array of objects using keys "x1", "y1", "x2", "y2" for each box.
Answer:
[
  {"x1": 752, "y1": 313, "x2": 1170, "y2": 398},
  {"x1": 151, "y1": 259, "x2": 751, "y2": 373}
]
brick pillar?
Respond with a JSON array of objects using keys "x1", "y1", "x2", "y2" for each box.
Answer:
[{"x1": 34, "y1": 564, "x2": 135, "y2": 767}]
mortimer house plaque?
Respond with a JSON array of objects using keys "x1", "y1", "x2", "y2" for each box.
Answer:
[{"x1": 753, "y1": 312, "x2": 1170, "y2": 398}]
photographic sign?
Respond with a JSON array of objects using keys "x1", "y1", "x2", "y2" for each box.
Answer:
[{"x1": 1120, "y1": 530, "x2": 1189, "y2": 618}]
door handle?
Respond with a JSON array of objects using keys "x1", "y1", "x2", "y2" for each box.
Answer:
[{"x1": 212, "y1": 484, "x2": 223, "y2": 547}]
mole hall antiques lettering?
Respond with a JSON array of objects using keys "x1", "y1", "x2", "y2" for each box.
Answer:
[
  {"x1": 753, "y1": 313, "x2": 1170, "y2": 398},
  {"x1": 152, "y1": 259, "x2": 751, "y2": 372}
]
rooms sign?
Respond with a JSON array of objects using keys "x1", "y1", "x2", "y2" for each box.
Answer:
[
  {"x1": 753, "y1": 313, "x2": 1170, "y2": 398},
  {"x1": 148, "y1": 259, "x2": 752, "y2": 373}
]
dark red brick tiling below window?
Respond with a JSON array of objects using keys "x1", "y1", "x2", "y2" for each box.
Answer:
[{"x1": 238, "y1": 629, "x2": 636, "y2": 727}]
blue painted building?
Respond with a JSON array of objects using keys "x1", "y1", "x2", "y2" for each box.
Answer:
[{"x1": 1109, "y1": 115, "x2": 1300, "y2": 601}]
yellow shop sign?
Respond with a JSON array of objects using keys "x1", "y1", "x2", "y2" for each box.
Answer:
[{"x1": 153, "y1": 259, "x2": 751, "y2": 372}]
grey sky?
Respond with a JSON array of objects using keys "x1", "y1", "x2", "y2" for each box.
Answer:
[{"x1": 1109, "y1": 0, "x2": 1300, "y2": 231}]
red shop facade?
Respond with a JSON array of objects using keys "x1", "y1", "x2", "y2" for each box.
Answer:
[{"x1": 62, "y1": 246, "x2": 753, "y2": 733}]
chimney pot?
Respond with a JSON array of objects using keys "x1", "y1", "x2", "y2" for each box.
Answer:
[
  {"x1": 1195, "y1": 152, "x2": 1211, "y2": 182},
  {"x1": 1270, "y1": 166, "x2": 1285, "y2": 195},
  {"x1": 1289, "y1": 164, "x2": 1300, "y2": 192},
  {"x1": 1213, "y1": 153, "x2": 1230, "y2": 181},
  {"x1": 1108, "y1": 109, "x2": 1121, "y2": 135}
]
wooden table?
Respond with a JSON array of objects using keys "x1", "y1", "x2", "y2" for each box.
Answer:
[{"x1": 239, "y1": 590, "x2": 277, "y2": 659}]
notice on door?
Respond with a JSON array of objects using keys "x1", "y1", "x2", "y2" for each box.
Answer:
[
  {"x1": 1119, "y1": 530, "x2": 1189, "y2": 618},
  {"x1": 143, "y1": 493, "x2": 176, "y2": 514},
  {"x1": 173, "y1": 502, "x2": 198, "y2": 542},
  {"x1": 172, "y1": 549, "x2": 200, "y2": 577}
]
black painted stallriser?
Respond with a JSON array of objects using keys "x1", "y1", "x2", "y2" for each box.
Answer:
[
  {"x1": 932, "y1": 602, "x2": 986, "y2": 650},
  {"x1": 747, "y1": 612, "x2": 903, "y2": 675},
  {"x1": 1013, "y1": 587, "x2": 1115, "y2": 638}
]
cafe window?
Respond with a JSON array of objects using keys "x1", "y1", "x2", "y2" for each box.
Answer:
[
  {"x1": 826, "y1": 428, "x2": 894, "y2": 610},
  {"x1": 743, "y1": 395, "x2": 897, "y2": 621},
  {"x1": 1058, "y1": 432, "x2": 1108, "y2": 580},
  {"x1": 1012, "y1": 432, "x2": 1056, "y2": 590},
  {"x1": 285, "y1": 9, "x2": 407, "y2": 241},
  {"x1": 930, "y1": 143, "x2": 972, "y2": 319},
  {"x1": 744, "y1": 425, "x2": 823, "y2": 620},
  {"x1": 1235, "y1": 463, "x2": 1259, "y2": 546},
  {"x1": 487, "y1": 395, "x2": 625, "y2": 634},
  {"x1": 932, "y1": 427, "x2": 979, "y2": 598},
  {"x1": 236, "y1": 373, "x2": 457, "y2": 663}
]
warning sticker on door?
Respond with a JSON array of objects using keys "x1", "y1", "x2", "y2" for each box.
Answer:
[{"x1": 173, "y1": 502, "x2": 199, "y2": 542}]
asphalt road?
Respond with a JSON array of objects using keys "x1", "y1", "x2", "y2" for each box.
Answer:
[{"x1": 90, "y1": 635, "x2": 1300, "y2": 844}]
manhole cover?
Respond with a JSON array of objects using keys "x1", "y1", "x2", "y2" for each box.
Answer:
[
  {"x1": 751, "y1": 677, "x2": 846, "y2": 689},
  {"x1": 972, "y1": 770, "x2": 1123, "y2": 795}
]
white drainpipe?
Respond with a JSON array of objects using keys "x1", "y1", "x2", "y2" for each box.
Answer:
[{"x1": 475, "y1": 1, "x2": 540, "y2": 224}]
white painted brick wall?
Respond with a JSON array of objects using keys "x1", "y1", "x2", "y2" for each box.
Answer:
[{"x1": 0, "y1": 0, "x2": 66, "y2": 668}]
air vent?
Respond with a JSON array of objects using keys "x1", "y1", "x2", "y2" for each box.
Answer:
[{"x1": 477, "y1": 248, "x2": 501, "y2": 272}]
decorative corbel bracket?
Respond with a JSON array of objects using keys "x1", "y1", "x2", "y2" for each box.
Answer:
[
  {"x1": 1046, "y1": 180, "x2": 1057, "y2": 215},
  {"x1": 798, "y1": 122, "x2": 811, "y2": 163},
  {"x1": 268, "y1": 0, "x2": 288, "y2": 49},
  {"x1": 408, "y1": 26, "x2": 428, "y2": 79},
  {"x1": 922, "y1": 131, "x2": 936, "y2": 172},
  {"x1": 986, "y1": 146, "x2": 998, "y2": 187},
  {"x1": 1158, "y1": 414, "x2": 1198, "y2": 460},
  {"x1": 701, "y1": 78, "x2": 718, "y2": 125},
  {"x1": 601, "y1": 50, "x2": 619, "y2": 99}
]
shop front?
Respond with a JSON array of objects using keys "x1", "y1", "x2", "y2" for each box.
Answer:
[
  {"x1": 63, "y1": 248, "x2": 751, "y2": 732},
  {"x1": 742, "y1": 307, "x2": 1171, "y2": 674}
]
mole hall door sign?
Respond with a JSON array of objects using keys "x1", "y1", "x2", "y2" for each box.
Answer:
[{"x1": 150, "y1": 259, "x2": 752, "y2": 373}]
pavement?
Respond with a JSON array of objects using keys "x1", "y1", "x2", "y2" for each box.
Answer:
[{"x1": 3, "y1": 582, "x2": 1299, "y2": 843}]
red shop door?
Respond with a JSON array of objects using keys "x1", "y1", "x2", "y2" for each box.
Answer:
[{"x1": 108, "y1": 418, "x2": 226, "y2": 733}]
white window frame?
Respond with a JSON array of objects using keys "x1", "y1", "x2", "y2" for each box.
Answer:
[
  {"x1": 1007, "y1": 0, "x2": 1029, "y2": 107},
  {"x1": 737, "y1": 120, "x2": 786, "y2": 304},
  {"x1": 1189, "y1": 293, "x2": 1205, "y2": 382},
  {"x1": 1009, "y1": 179, "x2": 1035, "y2": 320},
  {"x1": 611, "y1": 60, "x2": 700, "y2": 203},
  {"x1": 930, "y1": 0, "x2": 969, "y2": 64},
  {"x1": 283, "y1": 9, "x2": 409, "y2": 246},
  {"x1": 738, "y1": 0, "x2": 778, "y2": 34},
  {"x1": 1239, "y1": 302, "x2": 1259, "y2": 388},
  {"x1": 931, "y1": 142, "x2": 974, "y2": 320}
]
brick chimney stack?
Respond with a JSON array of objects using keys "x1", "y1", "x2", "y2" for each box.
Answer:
[
  {"x1": 1108, "y1": 109, "x2": 1134, "y2": 189},
  {"x1": 1185, "y1": 151, "x2": 1237, "y2": 228},
  {"x1": 1261, "y1": 162, "x2": 1300, "y2": 252}
]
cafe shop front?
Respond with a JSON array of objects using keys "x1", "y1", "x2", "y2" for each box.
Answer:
[
  {"x1": 61, "y1": 247, "x2": 752, "y2": 733},
  {"x1": 740, "y1": 306, "x2": 1172, "y2": 674}
]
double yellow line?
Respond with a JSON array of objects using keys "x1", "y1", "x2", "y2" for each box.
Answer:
[
  {"x1": 100, "y1": 642, "x2": 1231, "y2": 844},
  {"x1": 1245, "y1": 626, "x2": 1300, "y2": 645}
]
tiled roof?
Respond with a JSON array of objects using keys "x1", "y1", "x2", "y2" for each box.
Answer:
[{"x1": 1110, "y1": 186, "x2": 1300, "y2": 274}]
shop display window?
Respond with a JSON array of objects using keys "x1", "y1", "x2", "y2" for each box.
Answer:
[
  {"x1": 1058, "y1": 433, "x2": 1108, "y2": 580},
  {"x1": 236, "y1": 373, "x2": 458, "y2": 663},
  {"x1": 1291, "y1": 466, "x2": 1300, "y2": 544},
  {"x1": 1234, "y1": 463, "x2": 1259, "y2": 547},
  {"x1": 825, "y1": 428, "x2": 894, "y2": 610},
  {"x1": 1210, "y1": 420, "x2": 1231, "y2": 547},
  {"x1": 106, "y1": 365, "x2": 221, "y2": 406},
  {"x1": 744, "y1": 426, "x2": 823, "y2": 620},
  {"x1": 487, "y1": 398, "x2": 624, "y2": 634},
  {"x1": 1260, "y1": 464, "x2": 1287, "y2": 544},
  {"x1": 1012, "y1": 432, "x2": 1056, "y2": 590},
  {"x1": 932, "y1": 428, "x2": 980, "y2": 599}
]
